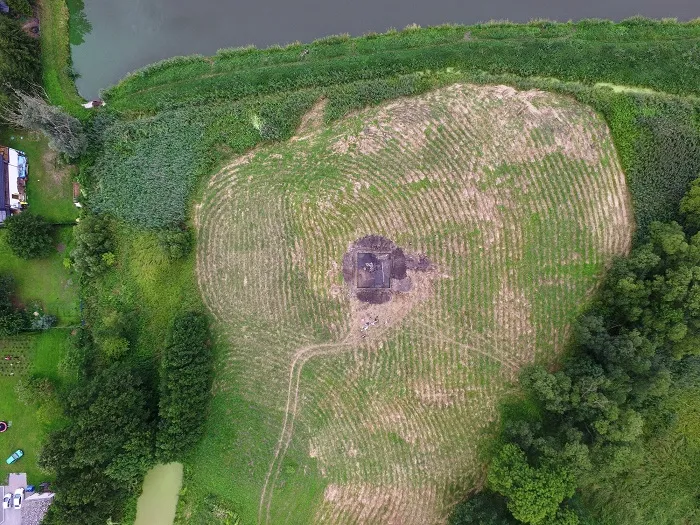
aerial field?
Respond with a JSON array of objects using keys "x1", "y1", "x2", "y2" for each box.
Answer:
[{"x1": 193, "y1": 83, "x2": 632, "y2": 524}]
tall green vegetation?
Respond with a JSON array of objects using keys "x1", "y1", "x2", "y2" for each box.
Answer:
[
  {"x1": 40, "y1": 365, "x2": 156, "y2": 525},
  {"x1": 91, "y1": 20, "x2": 700, "y2": 230},
  {"x1": 4, "y1": 213, "x2": 54, "y2": 259},
  {"x1": 0, "y1": 15, "x2": 40, "y2": 106},
  {"x1": 70, "y1": 213, "x2": 113, "y2": 278},
  {"x1": 452, "y1": 180, "x2": 700, "y2": 524},
  {"x1": 157, "y1": 311, "x2": 212, "y2": 461}
]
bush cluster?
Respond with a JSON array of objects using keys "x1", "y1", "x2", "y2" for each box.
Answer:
[
  {"x1": 0, "y1": 275, "x2": 28, "y2": 335},
  {"x1": 156, "y1": 311, "x2": 212, "y2": 462},
  {"x1": 40, "y1": 365, "x2": 156, "y2": 525},
  {"x1": 4, "y1": 213, "x2": 54, "y2": 259}
]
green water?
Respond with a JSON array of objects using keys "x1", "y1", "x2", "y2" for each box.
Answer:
[{"x1": 134, "y1": 463, "x2": 184, "y2": 525}]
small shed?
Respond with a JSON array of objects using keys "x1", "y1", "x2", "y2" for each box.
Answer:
[{"x1": 0, "y1": 1, "x2": 9, "y2": 14}]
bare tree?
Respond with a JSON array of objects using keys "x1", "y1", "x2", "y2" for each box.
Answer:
[{"x1": 2, "y1": 87, "x2": 86, "y2": 158}]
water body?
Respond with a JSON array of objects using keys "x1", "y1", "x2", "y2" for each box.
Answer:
[
  {"x1": 71, "y1": 0, "x2": 697, "y2": 99},
  {"x1": 134, "y1": 463, "x2": 183, "y2": 525}
]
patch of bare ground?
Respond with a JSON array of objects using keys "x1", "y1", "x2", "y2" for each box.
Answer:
[
  {"x1": 293, "y1": 97, "x2": 328, "y2": 140},
  {"x1": 331, "y1": 94, "x2": 434, "y2": 155},
  {"x1": 195, "y1": 81, "x2": 634, "y2": 525},
  {"x1": 318, "y1": 483, "x2": 441, "y2": 525}
]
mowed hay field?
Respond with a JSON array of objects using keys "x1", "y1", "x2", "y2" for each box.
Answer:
[{"x1": 193, "y1": 83, "x2": 633, "y2": 524}]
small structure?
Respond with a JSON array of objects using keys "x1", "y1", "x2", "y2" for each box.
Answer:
[
  {"x1": 82, "y1": 100, "x2": 105, "y2": 109},
  {"x1": 357, "y1": 252, "x2": 391, "y2": 289},
  {"x1": 0, "y1": 146, "x2": 28, "y2": 223},
  {"x1": 0, "y1": 1, "x2": 9, "y2": 14},
  {"x1": 343, "y1": 235, "x2": 431, "y2": 304}
]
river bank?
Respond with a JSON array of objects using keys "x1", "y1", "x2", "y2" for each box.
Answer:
[{"x1": 39, "y1": 0, "x2": 85, "y2": 114}]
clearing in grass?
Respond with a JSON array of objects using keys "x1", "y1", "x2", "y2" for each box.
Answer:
[{"x1": 192, "y1": 83, "x2": 633, "y2": 524}]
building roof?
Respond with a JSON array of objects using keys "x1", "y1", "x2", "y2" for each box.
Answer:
[
  {"x1": 0, "y1": 153, "x2": 10, "y2": 221},
  {"x1": 0, "y1": 146, "x2": 27, "y2": 221},
  {"x1": 357, "y1": 252, "x2": 392, "y2": 289}
]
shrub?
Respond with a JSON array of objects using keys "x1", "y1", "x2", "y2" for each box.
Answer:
[
  {"x1": 450, "y1": 492, "x2": 518, "y2": 525},
  {"x1": 0, "y1": 275, "x2": 28, "y2": 335},
  {"x1": 4, "y1": 212, "x2": 53, "y2": 259},
  {"x1": 70, "y1": 214, "x2": 113, "y2": 277},
  {"x1": 100, "y1": 336, "x2": 129, "y2": 362},
  {"x1": 59, "y1": 327, "x2": 93, "y2": 380},
  {"x1": 157, "y1": 227, "x2": 193, "y2": 260},
  {"x1": 156, "y1": 311, "x2": 212, "y2": 461}
]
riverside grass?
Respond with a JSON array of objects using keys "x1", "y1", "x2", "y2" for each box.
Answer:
[{"x1": 92, "y1": 19, "x2": 700, "y2": 231}]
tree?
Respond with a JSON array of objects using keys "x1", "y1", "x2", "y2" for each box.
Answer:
[
  {"x1": 2, "y1": 90, "x2": 86, "y2": 157},
  {"x1": 450, "y1": 492, "x2": 518, "y2": 525},
  {"x1": 39, "y1": 364, "x2": 156, "y2": 524},
  {"x1": 680, "y1": 177, "x2": 700, "y2": 232},
  {"x1": 156, "y1": 311, "x2": 212, "y2": 461},
  {"x1": 4, "y1": 212, "x2": 53, "y2": 259},
  {"x1": 0, "y1": 16, "x2": 40, "y2": 106},
  {"x1": 488, "y1": 444, "x2": 575, "y2": 525},
  {"x1": 70, "y1": 214, "x2": 113, "y2": 277},
  {"x1": 0, "y1": 275, "x2": 28, "y2": 335}
]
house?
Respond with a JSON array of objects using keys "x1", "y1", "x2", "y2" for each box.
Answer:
[{"x1": 0, "y1": 146, "x2": 28, "y2": 223}]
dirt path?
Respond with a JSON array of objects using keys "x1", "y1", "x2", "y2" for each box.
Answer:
[
  {"x1": 258, "y1": 337, "x2": 354, "y2": 525},
  {"x1": 256, "y1": 319, "x2": 523, "y2": 524}
]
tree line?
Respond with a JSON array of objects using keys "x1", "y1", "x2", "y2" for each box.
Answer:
[
  {"x1": 452, "y1": 176, "x2": 700, "y2": 524},
  {"x1": 41, "y1": 310, "x2": 213, "y2": 525}
]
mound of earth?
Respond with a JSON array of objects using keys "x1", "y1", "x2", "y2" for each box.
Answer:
[{"x1": 195, "y1": 83, "x2": 632, "y2": 524}]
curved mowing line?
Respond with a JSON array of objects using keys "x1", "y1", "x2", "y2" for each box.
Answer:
[
  {"x1": 258, "y1": 337, "x2": 354, "y2": 525},
  {"x1": 256, "y1": 316, "x2": 523, "y2": 525},
  {"x1": 195, "y1": 84, "x2": 633, "y2": 525}
]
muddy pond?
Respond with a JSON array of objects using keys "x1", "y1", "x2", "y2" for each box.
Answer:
[
  {"x1": 70, "y1": 0, "x2": 697, "y2": 99},
  {"x1": 133, "y1": 462, "x2": 183, "y2": 525}
]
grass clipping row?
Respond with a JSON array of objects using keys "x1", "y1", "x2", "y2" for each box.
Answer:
[{"x1": 195, "y1": 83, "x2": 632, "y2": 524}]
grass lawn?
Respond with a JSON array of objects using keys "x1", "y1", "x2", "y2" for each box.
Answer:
[
  {"x1": 0, "y1": 128, "x2": 79, "y2": 485},
  {"x1": 0, "y1": 129, "x2": 79, "y2": 224},
  {"x1": 0, "y1": 226, "x2": 79, "y2": 325},
  {"x1": 0, "y1": 331, "x2": 71, "y2": 485}
]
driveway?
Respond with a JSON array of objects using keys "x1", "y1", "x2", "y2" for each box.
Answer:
[{"x1": 1, "y1": 473, "x2": 26, "y2": 525}]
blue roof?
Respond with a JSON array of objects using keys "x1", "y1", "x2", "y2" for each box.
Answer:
[{"x1": 0, "y1": 2, "x2": 9, "y2": 13}]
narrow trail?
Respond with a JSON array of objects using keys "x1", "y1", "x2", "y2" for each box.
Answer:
[
  {"x1": 257, "y1": 318, "x2": 525, "y2": 524},
  {"x1": 258, "y1": 336, "x2": 355, "y2": 525}
]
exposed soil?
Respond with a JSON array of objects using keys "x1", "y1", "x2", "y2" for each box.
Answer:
[
  {"x1": 342, "y1": 235, "x2": 433, "y2": 305},
  {"x1": 293, "y1": 97, "x2": 328, "y2": 140}
]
